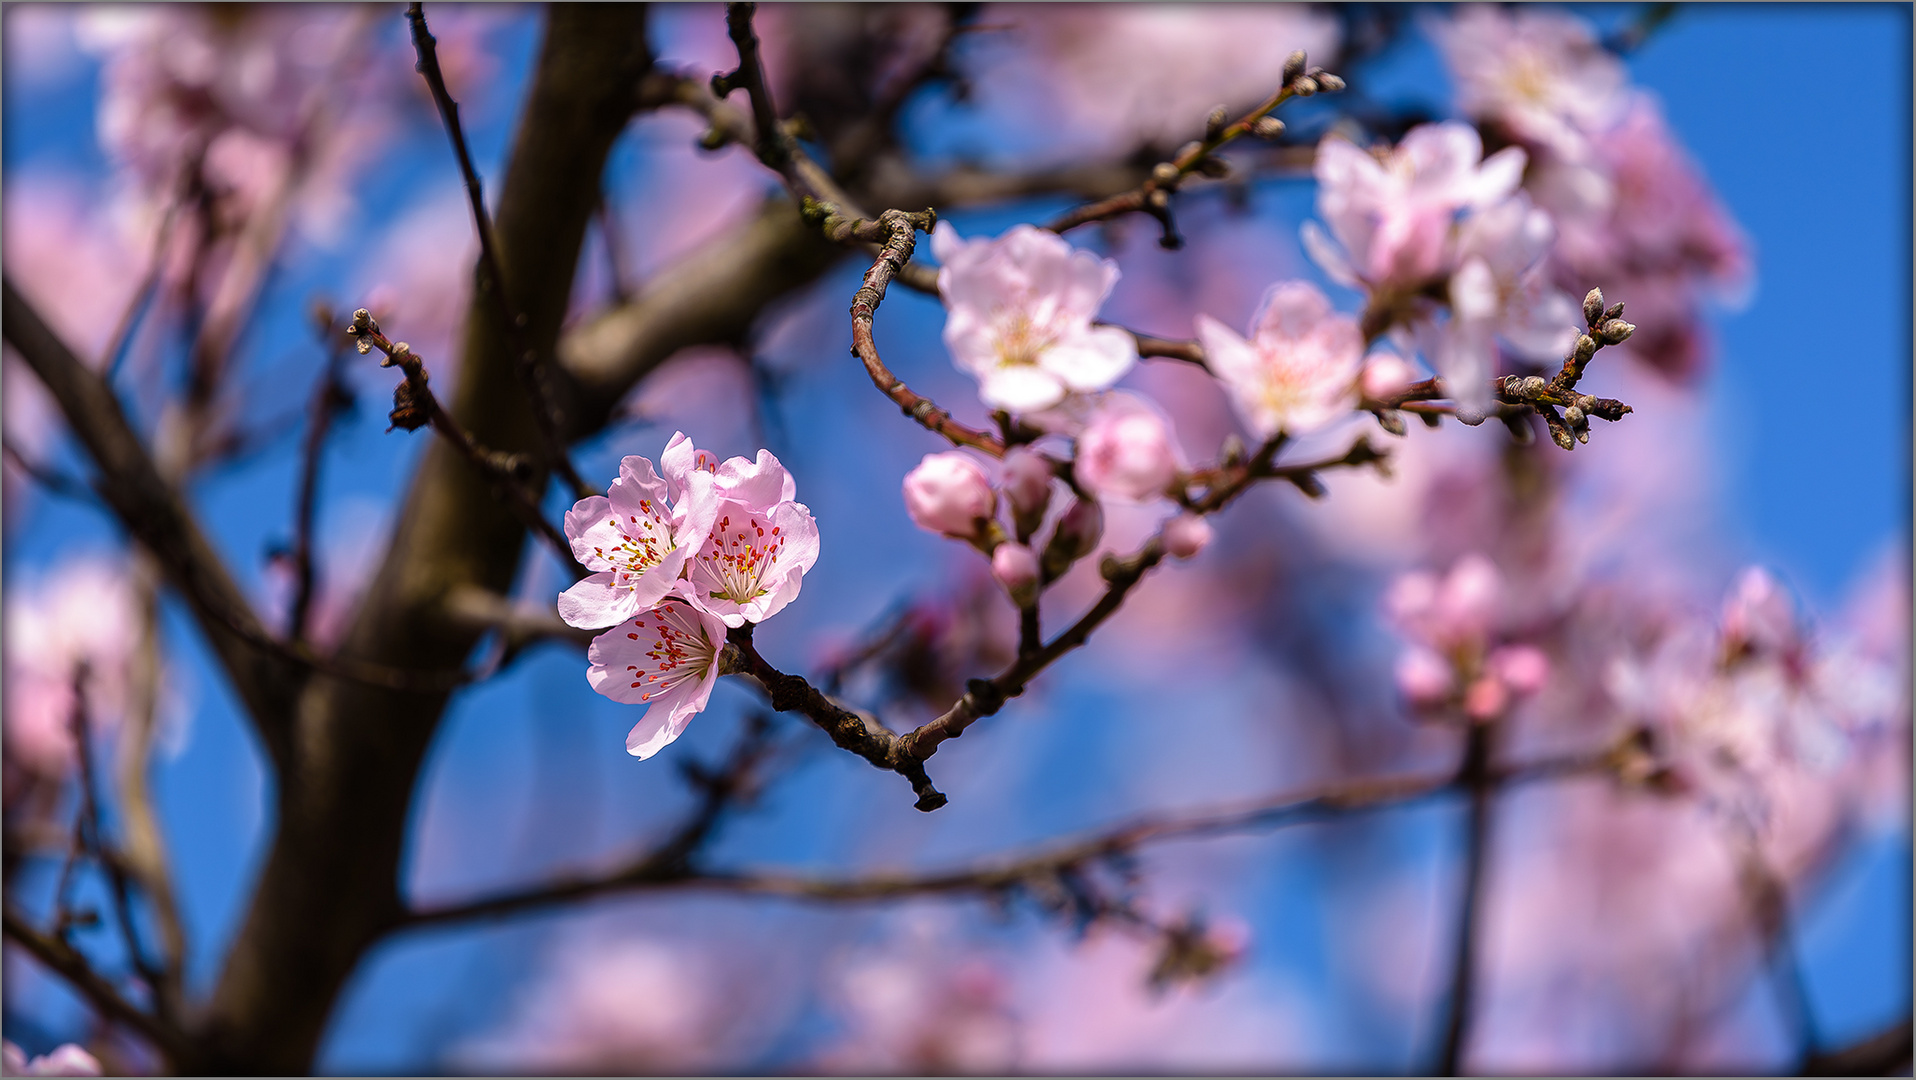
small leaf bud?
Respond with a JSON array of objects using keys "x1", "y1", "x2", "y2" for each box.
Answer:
[
  {"x1": 1204, "y1": 105, "x2": 1229, "y2": 139},
  {"x1": 1251, "y1": 116, "x2": 1286, "y2": 140},
  {"x1": 1573, "y1": 334, "x2": 1597, "y2": 364},
  {"x1": 1145, "y1": 188, "x2": 1171, "y2": 211},
  {"x1": 1291, "y1": 75, "x2": 1318, "y2": 97},
  {"x1": 1563, "y1": 405, "x2": 1585, "y2": 425},
  {"x1": 1195, "y1": 155, "x2": 1231, "y2": 179},
  {"x1": 1603, "y1": 301, "x2": 1625, "y2": 321},
  {"x1": 1597, "y1": 318, "x2": 1636, "y2": 344},
  {"x1": 1283, "y1": 50, "x2": 1307, "y2": 83},
  {"x1": 1151, "y1": 161, "x2": 1182, "y2": 185},
  {"x1": 1218, "y1": 434, "x2": 1245, "y2": 466},
  {"x1": 1377, "y1": 410, "x2": 1407, "y2": 436},
  {"x1": 1314, "y1": 72, "x2": 1345, "y2": 92},
  {"x1": 1519, "y1": 375, "x2": 1548, "y2": 397},
  {"x1": 1582, "y1": 287, "x2": 1605, "y2": 325}
]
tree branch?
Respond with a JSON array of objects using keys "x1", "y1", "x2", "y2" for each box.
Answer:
[
  {"x1": 406, "y1": 0, "x2": 592, "y2": 501},
  {"x1": 396, "y1": 750, "x2": 1610, "y2": 929},
  {"x1": 2, "y1": 908, "x2": 190, "y2": 1065}
]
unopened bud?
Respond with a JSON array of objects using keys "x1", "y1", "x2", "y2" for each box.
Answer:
[
  {"x1": 1576, "y1": 394, "x2": 1597, "y2": 410},
  {"x1": 1597, "y1": 318, "x2": 1636, "y2": 344},
  {"x1": 1519, "y1": 375, "x2": 1548, "y2": 397},
  {"x1": 991, "y1": 542, "x2": 1040, "y2": 606},
  {"x1": 1000, "y1": 448, "x2": 1055, "y2": 539},
  {"x1": 1151, "y1": 161, "x2": 1181, "y2": 185},
  {"x1": 1573, "y1": 334, "x2": 1597, "y2": 363},
  {"x1": 1161, "y1": 513, "x2": 1214, "y2": 560},
  {"x1": 698, "y1": 126, "x2": 728, "y2": 152},
  {"x1": 1041, "y1": 496, "x2": 1104, "y2": 579},
  {"x1": 1291, "y1": 75, "x2": 1318, "y2": 97},
  {"x1": 1204, "y1": 105, "x2": 1229, "y2": 138},
  {"x1": 1145, "y1": 188, "x2": 1171, "y2": 210},
  {"x1": 1195, "y1": 155, "x2": 1231, "y2": 179},
  {"x1": 1218, "y1": 434, "x2": 1245, "y2": 466},
  {"x1": 1377, "y1": 410, "x2": 1407, "y2": 436},
  {"x1": 1603, "y1": 301, "x2": 1625, "y2": 321},
  {"x1": 1563, "y1": 405, "x2": 1584, "y2": 425},
  {"x1": 1176, "y1": 141, "x2": 1204, "y2": 160},
  {"x1": 1314, "y1": 72, "x2": 1345, "y2": 92},
  {"x1": 1250, "y1": 116, "x2": 1285, "y2": 140},
  {"x1": 1582, "y1": 287, "x2": 1605, "y2": 325},
  {"x1": 1283, "y1": 50, "x2": 1307, "y2": 83}
]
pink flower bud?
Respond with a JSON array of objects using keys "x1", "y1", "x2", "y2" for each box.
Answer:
[
  {"x1": 1000, "y1": 448, "x2": 1056, "y2": 534},
  {"x1": 991, "y1": 542, "x2": 1040, "y2": 604},
  {"x1": 1395, "y1": 646, "x2": 1455, "y2": 706},
  {"x1": 902, "y1": 452, "x2": 997, "y2": 539},
  {"x1": 1435, "y1": 554, "x2": 1502, "y2": 644},
  {"x1": 1487, "y1": 644, "x2": 1550, "y2": 695},
  {"x1": 1383, "y1": 570, "x2": 1440, "y2": 629},
  {"x1": 1049, "y1": 497, "x2": 1103, "y2": 560},
  {"x1": 1360, "y1": 351, "x2": 1419, "y2": 401},
  {"x1": 1074, "y1": 402, "x2": 1181, "y2": 502},
  {"x1": 1462, "y1": 675, "x2": 1509, "y2": 720},
  {"x1": 1162, "y1": 513, "x2": 1214, "y2": 560}
]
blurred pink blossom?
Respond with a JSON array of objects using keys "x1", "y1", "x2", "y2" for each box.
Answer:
[
  {"x1": 970, "y1": 5, "x2": 1341, "y2": 160},
  {"x1": 1161, "y1": 514, "x2": 1214, "y2": 561},
  {"x1": 1, "y1": 1041, "x2": 101, "y2": 1077},
  {"x1": 902, "y1": 451, "x2": 997, "y2": 541},
  {"x1": 822, "y1": 941, "x2": 1020, "y2": 1073},
  {"x1": 1073, "y1": 392, "x2": 1184, "y2": 503},
  {"x1": 933, "y1": 223, "x2": 1138, "y2": 412},
  {"x1": 1359, "y1": 350, "x2": 1420, "y2": 402},
  {"x1": 1303, "y1": 123, "x2": 1526, "y2": 294},
  {"x1": 1426, "y1": 4, "x2": 1629, "y2": 162},
  {"x1": 1194, "y1": 281, "x2": 1364, "y2": 439},
  {"x1": 4, "y1": 557, "x2": 139, "y2": 780}
]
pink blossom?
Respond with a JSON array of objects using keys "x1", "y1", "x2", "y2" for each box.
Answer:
[
  {"x1": 1161, "y1": 514, "x2": 1214, "y2": 560},
  {"x1": 685, "y1": 501, "x2": 820, "y2": 628},
  {"x1": 1359, "y1": 351, "x2": 1420, "y2": 402},
  {"x1": 586, "y1": 595, "x2": 728, "y2": 759},
  {"x1": 991, "y1": 542, "x2": 1040, "y2": 605},
  {"x1": 1462, "y1": 675, "x2": 1511, "y2": 720},
  {"x1": 1, "y1": 1042, "x2": 101, "y2": 1077},
  {"x1": 4, "y1": 558, "x2": 139, "y2": 780},
  {"x1": 1303, "y1": 122, "x2": 1527, "y2": 293},
  {"x1": 1421, "y1": 192, "x2": 1580, "y2": 421},
  {"x1": 933, "y1": 223, "x2": 1138, "y2": 412},
  {"x1": 1529, "y1": 98, "x2": 1748, "y2": 381},
  {"x1": 459, "y1": 937, "x2": 730, "y2": 1072},
  {"x1": 1073, "y1": 393, "x2": 1184, "y2": 503},
  {"x1": 1488, "y1": 644, "x2": 1552, "y2": 695},
  {"x1": 1384, "y1": 554, "x2": 1504, "y2": 651},
  {"x1": 967, "y1": 6, "x2": 1341, "y2": 160},
  {"x1": 558, "y1": 451, "x2": 720, "y2": 630},
  {"x1": 1427, "y1": 5, "x2": 1629, "y2": 162},
  {"x1": 1396, "y1": 646, "x2": 1456, "y2": 706},
  {"x1": 821, "y1": 936, "x2": 1018, "y2": 1073},
  {"x1": 903, "y1": 452, "x2": 997, "y2": 540},
  {"x1": 660, "y1": 432, "x2": 796, "y2": 510},
  {"x1": 661, "y1": 435, "x2": 817, "y2": 627},
  {"x1": 1720, "y1": 567, "x2": 1797, "y2": 657},
  {"x1": 1195, "y1": 281, "x2": 1364, "y2": 439}
]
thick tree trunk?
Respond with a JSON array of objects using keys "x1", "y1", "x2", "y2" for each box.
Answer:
[{"x1": 193, "y1": 9, "x2": 652, "y2": 1071}]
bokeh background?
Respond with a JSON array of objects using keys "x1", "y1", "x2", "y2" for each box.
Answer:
[{"x1": 1, "y1": 3, "x2": 1907, "y2": 1072}]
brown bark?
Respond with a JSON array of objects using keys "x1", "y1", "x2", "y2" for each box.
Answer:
[{"x1": 192, "y1": 9, "x2": 652, "y2": 1071}]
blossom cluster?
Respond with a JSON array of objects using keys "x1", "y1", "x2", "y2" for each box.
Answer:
[
  {"x1": 1383, "y1": 554, "x2": 1551, "y2": 722},
  {"x1": 1429, "y1": 4, "x2": 1747, "y2": 379},
  {"x1": 557, "y1": 434, "x2": 819, "y2": 759}
]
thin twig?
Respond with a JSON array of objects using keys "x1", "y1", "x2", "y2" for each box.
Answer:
[
  {"x1": 289, "y1": 315, "x2": 354, "y2": 642},
  {"x1": 397, "y1": 749, "x2": 1611, "y2": 929},
  {"x1": 346, "y1": 308, "x2": 587, "y2": 579},
  {"x1": 405, "y1": 1, "x2": 592, "y2": 501},
  {"x1": 848, "y1": 211, "x2": 1007, "y2": 456},
  {"x1": 1, "y1": 908, "x2": 190, "y2": 1065}
]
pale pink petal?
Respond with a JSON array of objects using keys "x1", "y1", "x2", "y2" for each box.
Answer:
[
  {"x1": 1043, "y1": 326, "x2": 1137, "y2": 393},
  {"x1": 977, "y1": 365, "x2": 1068, "y2": 413}
]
